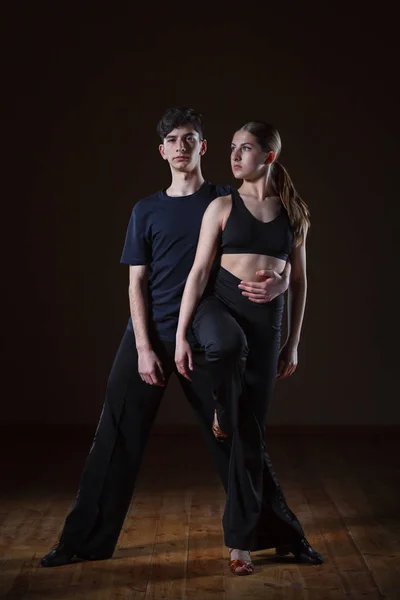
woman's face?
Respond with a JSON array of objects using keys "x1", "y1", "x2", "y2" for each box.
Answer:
[{"x1": 230, "y1": 130, "x2": 273, "y2": 180}]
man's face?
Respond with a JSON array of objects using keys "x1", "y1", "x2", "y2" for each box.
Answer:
[{"x1": 159, "y1": 125, "x2": 207, "y2": 172}]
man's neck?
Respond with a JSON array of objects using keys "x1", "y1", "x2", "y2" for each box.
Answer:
[{"x1": 166, "y1": 168, "x2": 205, "y2": 197}]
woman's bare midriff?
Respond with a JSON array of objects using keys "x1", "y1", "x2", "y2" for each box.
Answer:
[{"x1": 220, "y1": 253, "x2": 287, "y2": 282}]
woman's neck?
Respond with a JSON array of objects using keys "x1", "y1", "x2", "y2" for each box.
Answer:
[{"x1": 239, "y1": 171, "x2": 276, "y2": 201}]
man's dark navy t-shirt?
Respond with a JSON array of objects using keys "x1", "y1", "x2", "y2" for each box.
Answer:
[{"x1": 120, "y1": 181, "x2": 232, "y2": 342}]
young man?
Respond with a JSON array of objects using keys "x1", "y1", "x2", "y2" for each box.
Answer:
[{"x1": 40, "y1": 107, "x2": 291, "y2": 569}]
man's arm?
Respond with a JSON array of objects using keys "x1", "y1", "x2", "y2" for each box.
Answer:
[
  {"x1": 129, "y1": 265, "x2": 151, "y2": 351},
  {"x1": 129, "y1": 265, "x2": 165, "y2": 386},
  {"x1": 121, "y1": 203, "x2": 164, "y2": 386}
]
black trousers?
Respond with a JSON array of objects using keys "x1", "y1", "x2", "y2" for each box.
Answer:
[
  {"x1": 60, "y1": 331, "x2": 231, "y2": 558},
  {"x1": 193, "y1": 267, "x2": 304, "y2": 551}
]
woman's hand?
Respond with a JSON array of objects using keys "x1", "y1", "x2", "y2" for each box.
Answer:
[
  {"x1": 175, "y1": 338, "x2": 194, "y2": 381},
  {"x1": 277, "y1": 343, "x2": 298, "y2": 378}
]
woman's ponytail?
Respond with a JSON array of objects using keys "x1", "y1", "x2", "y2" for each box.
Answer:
[{"x1": 271, "y1": 161, "x2": 310, "y2": 246}]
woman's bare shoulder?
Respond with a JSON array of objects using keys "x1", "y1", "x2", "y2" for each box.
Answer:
[{"x1": 209, "y1": 194, "x2": 233, "y2": 211}]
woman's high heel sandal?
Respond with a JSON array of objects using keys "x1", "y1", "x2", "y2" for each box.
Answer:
[
  {"x1": 212, "y1": 410, "x2": 229, "y2": 441},
  {"x1": 228, "y1": 549, "x2": 255, "y2": 576}
]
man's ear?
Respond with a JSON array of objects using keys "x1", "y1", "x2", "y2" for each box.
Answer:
[
  {"x1": 200, "y1": 138, "x2": 207, "y2": 156},
  {"x1": 159, "y1": 143, "x2": 168, "y2": 160}
]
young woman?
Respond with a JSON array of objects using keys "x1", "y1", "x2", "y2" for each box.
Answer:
[{"x1": 175, "y1": 122, "x2": 323, "y2": 575}]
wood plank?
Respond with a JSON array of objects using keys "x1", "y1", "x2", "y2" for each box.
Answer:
[
  {"x1": 110, "y1": 491, "x2": 163, "y2": 599},
  {"x1": 185, "y1": 487, "x2": 225, "y2": 600},
  {"x1": 145, "y1": 490, "x2": 191, "y2": 599},
  {"x1": 263, "y1": 437, "x2": 348, "y2": 599},
  {"x1": 0, "y1": 432, "x2": 399, "y2": 599},
  {"x1": 300, "y1": 436, "x2": 386, "y2": 599},
  {"x1": 363, "y1": 554, "x2": 400, "y2": 600},
  {"x1": 310, "y1": 437, "x2": 399, "y2": 600}
]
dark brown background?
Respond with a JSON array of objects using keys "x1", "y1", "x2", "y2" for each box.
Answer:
[{"x1": 2, "y1": 3, "x2": 399, "y2": 427}]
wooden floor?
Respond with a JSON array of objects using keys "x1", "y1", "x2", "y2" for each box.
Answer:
[{"x1": 0, "y1": 427, "x2": 399, "y2": 599}]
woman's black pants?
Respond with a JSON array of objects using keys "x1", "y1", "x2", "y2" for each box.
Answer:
[{"x1": 193, "y1": 267, "x2": 304, "y2": 551}]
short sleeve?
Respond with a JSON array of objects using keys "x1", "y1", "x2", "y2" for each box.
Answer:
[
  {"x1": 215, "y1": 183, "x2": 234, "y2": 197},
  {"x1": 120, "y1": 202, "x2": 152, "y2": 265}
]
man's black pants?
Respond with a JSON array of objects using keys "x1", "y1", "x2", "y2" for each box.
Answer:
[{"x1": 59, "y1": 328, "x2": 231, "y2": 557}]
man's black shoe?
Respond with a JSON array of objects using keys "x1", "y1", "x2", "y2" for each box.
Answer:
[
  {"x1": 40, "y1": 543, "x2": 76, "y2": 567},
  {"x1": 40, "y1": 543, "x2": 112, "y2": 567},
  {"x1": 275, "y1": 537, "x2": 324, "y2": 565}
]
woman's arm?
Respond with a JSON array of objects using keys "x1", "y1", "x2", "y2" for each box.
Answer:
[
  {"x1": 278, "y1": 228, "x2": 308, "y2": 378},
  {"x1": 176, "y1": 197, "x2": 225, "y2": 343},
  {"x1": 287, "y1": 232, "x2": 308, "y2": 346}
]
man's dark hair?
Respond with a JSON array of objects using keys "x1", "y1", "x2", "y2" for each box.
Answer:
[{"x1": 156, "y1": 107, "x2": 204, "y2": 141}]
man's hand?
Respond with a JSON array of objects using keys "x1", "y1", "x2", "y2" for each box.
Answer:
[
  {"x1": 175, "y1": 339, "x2": 193, "y2": 381},
  {"x1": 238, "y1": 269, "x2": 290, "y2": 304},
  {"x1": 138, "y1": 348, "x2": 165, "y2": 386},
  {"x1": 277, "y1": 343, "x2": 298, "y2": 378}
]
